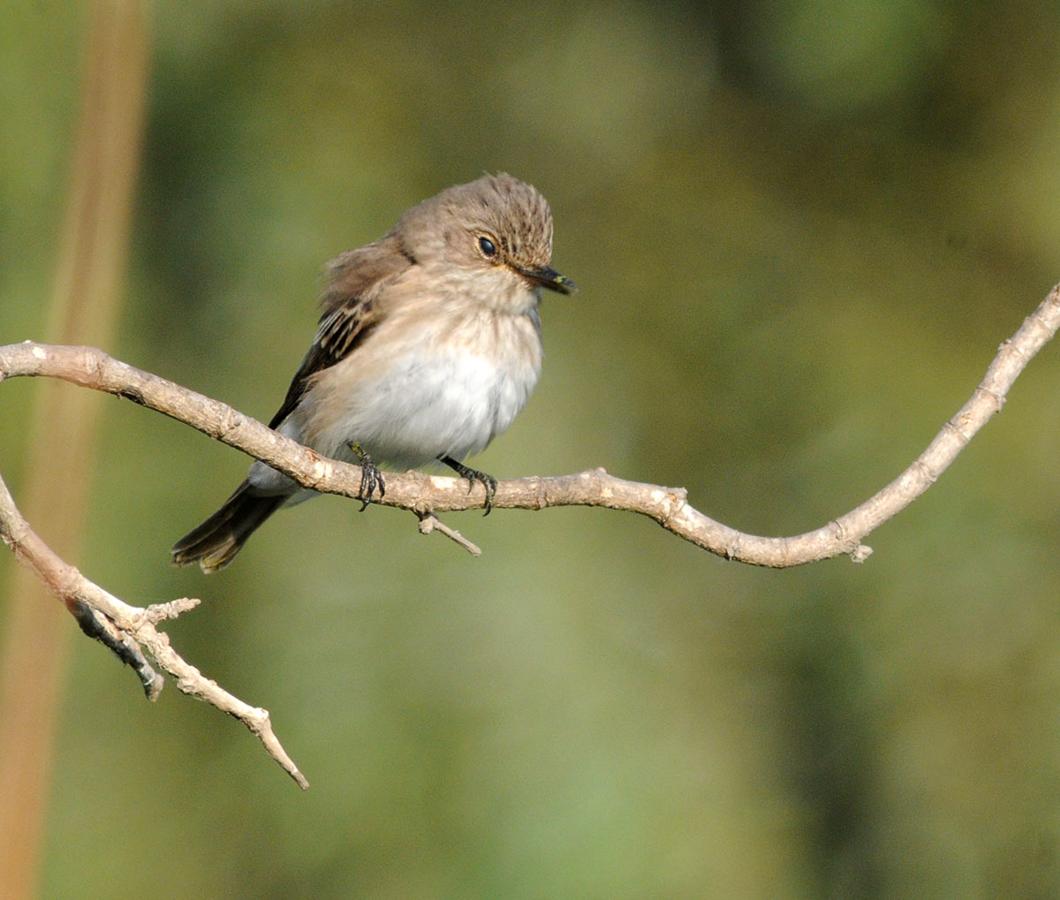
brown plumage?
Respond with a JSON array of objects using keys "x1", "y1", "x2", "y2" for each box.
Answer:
[{"x1": 171, "y1": 174, "x2": 573, "y2": 573}]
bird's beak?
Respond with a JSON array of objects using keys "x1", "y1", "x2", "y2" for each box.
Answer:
[{"x1": 516, "y1": 264, "x2": 576, "y2": 295}]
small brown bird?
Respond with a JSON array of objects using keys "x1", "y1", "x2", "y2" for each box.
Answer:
[{"x1": 171, "y1": 173, "x2": 574, "y2": 572}]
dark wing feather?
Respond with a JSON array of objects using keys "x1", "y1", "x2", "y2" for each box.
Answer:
[{"x1": 267, "y1": 235, "x2": 412, "y2": 430}]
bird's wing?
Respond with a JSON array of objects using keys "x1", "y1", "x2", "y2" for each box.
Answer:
[{"x1": 267, "y1": 235, "x2": 412, "y2": 429}]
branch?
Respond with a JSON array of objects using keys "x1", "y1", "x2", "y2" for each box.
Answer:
[
  {"x1": 0, "y1": 471, "x2": 309, "y2": 790},
  {"x1": 2, "y1": 286, "x2": 1057, "y2": 567},
  {"x1": 0, "y1": 284, "x2": 1056, "y2": 787}
]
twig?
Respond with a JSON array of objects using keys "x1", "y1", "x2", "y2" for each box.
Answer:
[
  {"x1": 0, "y1": 472, "x2": 308, "y2": 790},
  {"x1": 417, "y1": 510, "x2": 483, "y2": 556},
  {"x1": 70, "y1": 599, "x2": 161, "y2": 700}
]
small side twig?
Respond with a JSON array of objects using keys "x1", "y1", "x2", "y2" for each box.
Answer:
[
  {"x1": 70, "y1": 599, "x2": 161, "y2": 700},
  {"x1": 416, "y1": 510, "x2": 483, "y2": 556}
]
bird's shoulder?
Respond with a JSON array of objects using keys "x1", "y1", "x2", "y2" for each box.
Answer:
[
  {"x1": 316, "y1": 236, "x2": 411, "y2": 355},
  {"x1": 267, "y1": 233, "x2": 414, "y2": 429}
]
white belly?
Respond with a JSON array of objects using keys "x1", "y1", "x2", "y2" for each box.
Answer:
[{"x1": 313, "y1": 347, "x2": 540, "y2": 469}]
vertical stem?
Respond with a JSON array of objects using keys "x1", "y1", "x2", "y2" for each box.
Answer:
[{"x1": 0, "y1": 2, "x2": 149, "y2": 896}]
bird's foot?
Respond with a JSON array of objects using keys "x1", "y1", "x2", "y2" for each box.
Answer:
[
  {"x1": 348, "y1": 442, "x2": 386, "y2": 511},
  {"x1": 440, "y1": 456, "x2": 497, "y2": 515}
]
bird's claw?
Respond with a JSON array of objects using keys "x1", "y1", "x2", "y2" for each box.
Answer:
[
  {"x1": 348, "y1": 442, "x2": 385, "y2": 510},
  {"x1": 440, "y1": 456, "x2": 497, "y2": 515}
]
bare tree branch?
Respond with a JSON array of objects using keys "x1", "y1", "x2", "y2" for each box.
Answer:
[
  {"x1": 0, "y1": 283, "x2": 1057, "y2": 787},
  {"x1": 2, "y1": 285, "x2": 1057, "y2": 566},
  {"x1": 0, "y1": 472, "x2": 309, "y2": 790}
]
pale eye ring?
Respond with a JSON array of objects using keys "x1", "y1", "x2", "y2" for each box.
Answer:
[{"x1": 478, "y1": 235, "x2": 498, "y2": 258}]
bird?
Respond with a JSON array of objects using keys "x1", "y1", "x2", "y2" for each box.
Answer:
[{"x1": 171, "y1": 173, "x2": 574, "y2": 572}]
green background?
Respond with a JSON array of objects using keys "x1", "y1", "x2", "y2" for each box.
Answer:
[{"x1": 2, "y1": 2, "x2": 1059, "y2": 896}]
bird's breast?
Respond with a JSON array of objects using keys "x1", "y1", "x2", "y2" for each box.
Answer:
[{"x1": 300, "y1": 307, "x2": 543, "y2": 467}]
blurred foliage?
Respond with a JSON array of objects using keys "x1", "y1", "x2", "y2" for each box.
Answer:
[{"x1": 2, "y1": 1, "x2": 1059, "y2": 896}]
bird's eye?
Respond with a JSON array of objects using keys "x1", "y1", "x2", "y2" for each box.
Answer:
[{"x1": 478, "y1": 236, "x2": 497, "y2": 258}]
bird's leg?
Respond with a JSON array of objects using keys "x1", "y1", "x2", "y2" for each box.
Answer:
[
  {"x1": 439, "y1": 455, "x2": 497, "y2": 515},
  {"x1": 347, "y1": 442, "x2": 386, "y2": 511}
]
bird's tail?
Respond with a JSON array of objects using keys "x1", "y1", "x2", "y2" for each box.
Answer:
[{"x1": 171, "y1": 481, "x2": 285, "y2": 573}]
